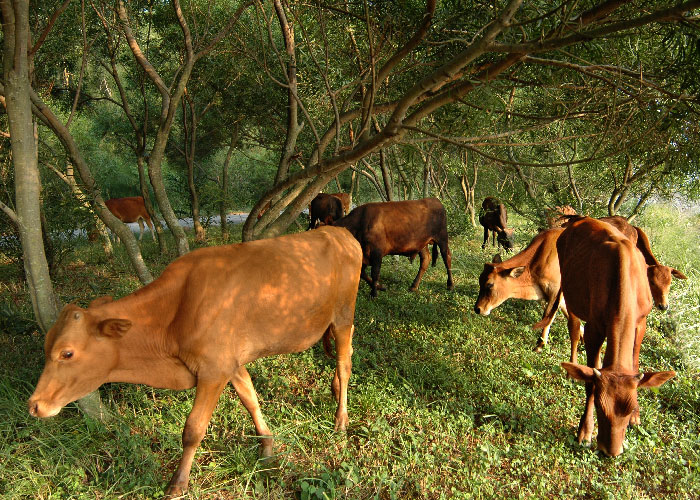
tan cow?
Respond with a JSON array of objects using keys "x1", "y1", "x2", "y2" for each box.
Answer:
[
  {"x1": 552, "y1": 218, "x2": 675, "y2": 456},
  {"x1": 28, "y1": 226, "x2": 362, "y2": 497},
  {"x1": 474, "y1": 228, "x2": 582, "y2": 362},
  {"x1": 105, "y1": 196, "x2": 155, "y2": 242}
]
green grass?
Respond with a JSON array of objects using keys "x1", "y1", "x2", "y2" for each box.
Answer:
[{"x1": 1, "y1": 206, "x2": 699, "y2": 499}]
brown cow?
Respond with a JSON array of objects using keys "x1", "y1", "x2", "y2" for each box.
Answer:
[
  {"x1": 329, "y1": 192, "x2": 351, "y2": 215},
  {"x1": 552, "y1": 218, "x2": 675, "y2": 456},
  {"x1": 474, "y1": 228, "x2": 582, "y2": 362},
  {"x1": 479, "y1": 197, "x2": 514, "y2": 251},
  {"x1": 332, "y1": 197, "x2": 454, "y2": 297},
  {"x1": 309, "y1": 193, "x2": 345, "y2": 229},
  {"x1": 598, "y1": 216, "x2": 687, "y2": 310},
  {"x1": 105, "y1": 196, "x2": 155, "y2": 242},
  {"x1": 546, "y1": 205, "x2": 576, "y2": 228},
  {"x1": 27, "y1": 226, "x2": 362, "y2": 496}
]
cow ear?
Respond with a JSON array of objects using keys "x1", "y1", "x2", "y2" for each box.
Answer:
[
  {"x1": 560, "y1": 362, "x2": 596, "y2": 382},
  {"x1": 637, "y1": 370, "x2": 676, "y2": 389},
  {"x1": 671, "y1": 269, "x2": 687, "y2": 280},
  {"x1": 97, "y1": 319, "x2": 132, "y2": 338},
  {"x1": 89, "y1": 296, "x2": 113, "y2": 308},
  {"x1": 492, "y1": 254, "x2": 502, "y2": 264},
  {"x1": 509, "y1": 266, "x2": 526, "y2": 278}
]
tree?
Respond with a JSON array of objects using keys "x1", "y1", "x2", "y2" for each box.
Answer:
[{"x1": 241, "y1": 0, "x2": 700, "y2": 240}]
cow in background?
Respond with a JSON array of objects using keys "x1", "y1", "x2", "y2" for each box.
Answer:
[
  {"x1": 329, "y1": 192, "x2": 351, "y2": 215},
  {"x1": 105, "y1": 196, "x2": 155, "y2": 242},
  {"x1": 309, "y1": 193, "x2": 345, "y2": 229},
  {"x1": 474, "y1": 228, "x2": 582, "y2": 362},
  {"x1": 597, "y1": 216, "x2": 687, "y2": 311},
  {"x1": 544, "y1": 217, "x2": 675, "y2": 456},
  {"x1": 333, "y1": 197, "x2": 454, "y2": 297},
  {"x1": 545, "y1": 205, "x2": 577, "y2": 228},
  {"x1": 479, "y1": 197, "x2": 514, "y2": 251},
  {"x1": 27, "y1": 226, "x2": 362, "y2": 496}
]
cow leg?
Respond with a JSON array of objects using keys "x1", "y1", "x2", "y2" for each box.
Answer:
[
  {"x1": 438, "y1": 241, "x2": 454, "y2": 290},
  {"x1": 577, "y1": 325, "x2": 603, "y2": 445},
  {"x1": 409, "y1": 246, "x2": 431, "y2": 292},
  {"x1": 148, "y1": 220, "x2": 156, "y2": 242},
  {"x1": 482, "y1": 227, "x2": 489, "y2": 249},
  {"x1": 567, "y1": 313, "x2": 583, "y2": 365},
  {"x1": 369, "y1": 250, "x2": 384, "y2": 297},
  {"x1": 534, "y1": 293, "x2": 559, "y2": 353},
  {"x1": 137, "y1": 219, "x2": 145, "y2": 241},
  {"x1": 331, "y1": 324, "x2": 354, "y2": 431},
  {"x1": 231, "y1": 366, "x2": 274, "y2": 457},
  {"x1": 630, "y1": 320, "x2": 647, "y2": 426},
  {"x1": 166, "y1": 376, "x2": 228, "y2": 497}
]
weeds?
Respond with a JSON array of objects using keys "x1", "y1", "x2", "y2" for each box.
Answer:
[{"x1": 1, "y1": 206, "x2": 698, "y2": 499}]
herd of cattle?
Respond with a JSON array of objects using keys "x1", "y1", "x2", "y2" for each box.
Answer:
[{"x1": 27, "y1": 194, "x2": 686, "y2": 496}]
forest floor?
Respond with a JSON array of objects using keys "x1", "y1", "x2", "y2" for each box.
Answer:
[{"x1": 0, "y1": 204, "x2": 698, "y2": 499}]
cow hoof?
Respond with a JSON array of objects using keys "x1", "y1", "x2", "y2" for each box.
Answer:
[
  {"x1": 259, "y1": 438, "x2": 275, "y2": 458},
  {"x1": 376, "y1": 284, "x2": 387, "y2": 291},
  {"x1": 164, "y1": 483, "x2": 187, "y2": 499},
  {"x1": 408, "y1": 286, "x2": 419, "y2": 293},
  {"x1": 533, "y1": 341, "x2": 545, "y2": 353},
  {"x1": 447, "y1": 283, "x2": 455, "y2": 291},
  {"x1": 334, "y1": 413, "x2": 349, "y2": 431}
]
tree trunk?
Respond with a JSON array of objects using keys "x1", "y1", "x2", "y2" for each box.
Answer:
[
  {"x1": 379, "y1": 149, "x2": 393, "y2": 201},
  {"x1": 136, "y1": 155, "x2": 167, "y2": 253},
  {"x1": 2, "y1": 0, "x2": 58, "y2": 332},
  {"x1": 220, "y1": 127, "x2": 238, "y2": 243}
]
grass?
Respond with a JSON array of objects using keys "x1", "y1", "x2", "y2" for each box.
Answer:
[{"x1": 1, "y1": 204, "x2": 699, "y2": 499}]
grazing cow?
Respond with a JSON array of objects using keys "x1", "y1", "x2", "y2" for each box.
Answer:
[
  {"x1": 28, "y1": 226, "x2": 362, "y2": 497},
  {"x1": 333, "y1": 197, "x2": 454, "y2": 297},
  {"x1": 545, "y1": 205, "x2": 577, "y2": 228},
  {"x1": 598, "y1": 216, "x2": 687, "y2": 310},
  {"x1": 329, "y1": 192, "x2": 351, "y2": 215},
  {"x1": 309, "y1": 193, "x2": 345, "y2": 229},
  {"x1": 474, "y1": 228, "x2": 582, "y2": 362},
  {"x1": 549, "y1": 218, "x2": 675, "y2": 456},
  {"x1": 105, "y1": 196, "x2": 155, "y2": 242},
  {"x1": 479, "y1": 197, "x2": 514, "y2": 251}
]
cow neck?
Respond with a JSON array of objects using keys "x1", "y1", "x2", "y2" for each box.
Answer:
[
  {"x1": 96, "y1": 279, "x2": 196, "y2": 390},
  {"x1": 601, "y1": 249, "x2": 646, "y2": 373}
]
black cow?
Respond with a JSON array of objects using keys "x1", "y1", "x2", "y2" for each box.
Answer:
[
  {"x1": 309, "y1": 193, "x2": 344, "y2": 229},
  {"x1": 479, "y1": 197, "x2": 514, "y2": 251},
  {"x1": 332, "y1": 197, "x2": 454, "y2": 297}
]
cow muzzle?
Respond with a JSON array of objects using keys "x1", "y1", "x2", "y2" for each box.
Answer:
[
  {"x1": 656, "y1": 302, "x2": 668, "y2": 311},
  {"x1": 474, "y1": 304, "x2": 490, "y2": 316},
  {"x1": 28, "y1": 398, "x2": 62, "y2": 418}
]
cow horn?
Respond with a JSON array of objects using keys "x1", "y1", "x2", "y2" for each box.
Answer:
[{"x1": 593, "y1": 368, "x2": 602, "y2": 379}]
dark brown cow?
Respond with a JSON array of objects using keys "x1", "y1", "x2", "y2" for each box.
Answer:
[
  {"x1": 546, "y1": 205, "x2": 577, "y2": 228},
  {"x1": 479, "y1": 197, "x2": 514, "y2": 251},
  {"x1": 28, "y1": 226, "x2": 362, "y2": 496},
  {"x1": 474, "y1": 228, "x2": 582, "y2": 361},
  {"x1": 332, "y1": 197, "x2": 454, "y2": 297},
  {"x1": 309, "y1": 193, "x2": 345, "y2": 229},
  {"x1": 552, "y1": 218, "x2": 675, "y2": 456},
  {"x1": 329, "y1": 192, "x2": 351, "y2": 215},
  {"x1": 105, "y1": 196, "x2": 155, "y2": 242},
  {"x1": 598, "y1": 216, "x2": 687, "y2": 310}
]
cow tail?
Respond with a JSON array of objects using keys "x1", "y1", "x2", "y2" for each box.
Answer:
[
  {"x1": 322, "y1": 328, "x2": 335, "y2": 358},
  {"x1": 431, "y1": 243, "x2": 438, "y2": 267},
  {"x1": 533, "y1": 288, "x2": 562, "y2": 330}
]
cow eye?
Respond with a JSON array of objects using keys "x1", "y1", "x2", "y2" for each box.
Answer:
[{"x1": 60, "y1": 351, "x2": 74, "y2": 360}]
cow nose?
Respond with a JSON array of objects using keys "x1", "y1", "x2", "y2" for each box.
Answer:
[
  {"x1": 28, "y1": 399, "x2": 39, "y2": 417},
  {"x1": 474, "y1": 304, "x2": 481, "y2": 314},
  {"x1": 657, "y1": 303, "x2": 668, "y2": 311}
]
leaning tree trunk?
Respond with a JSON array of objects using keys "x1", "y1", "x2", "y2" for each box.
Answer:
[
  {"x1": 219, "y1": 127, "x2": 238, "y2": 243},
  {"x1": 136, "y1": 155, "x2": 167, "y2": 254}
]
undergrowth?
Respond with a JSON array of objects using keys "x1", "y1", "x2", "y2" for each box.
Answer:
[{"x1": 0, "y1": 205, "x2": 698, "y2": 499}]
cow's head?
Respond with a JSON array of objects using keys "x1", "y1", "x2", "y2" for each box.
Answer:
[
  {"x1": 561, "y1": 362, "x2": 675, "y2": 456},
  {"x1": 647, "y1": 265, "x2": 687, "y2": 311},
  {"x1": 497, "y1": 228, "x2": 515, "y2": 250},
  {"x1": 474, "y1": 255, "x2": 526, "y2": 315},
  {"x1": 28, "y1": 300, "x2": 131, "y2": 418}
]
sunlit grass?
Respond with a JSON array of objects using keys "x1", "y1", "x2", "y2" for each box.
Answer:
[{"x1": 1, "y1": 206, "x2": 698, "y2": 499}]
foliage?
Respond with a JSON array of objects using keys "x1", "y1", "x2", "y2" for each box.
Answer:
[{"x1": 1, "y1": 204, "x2": 698, "y2": 499}]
